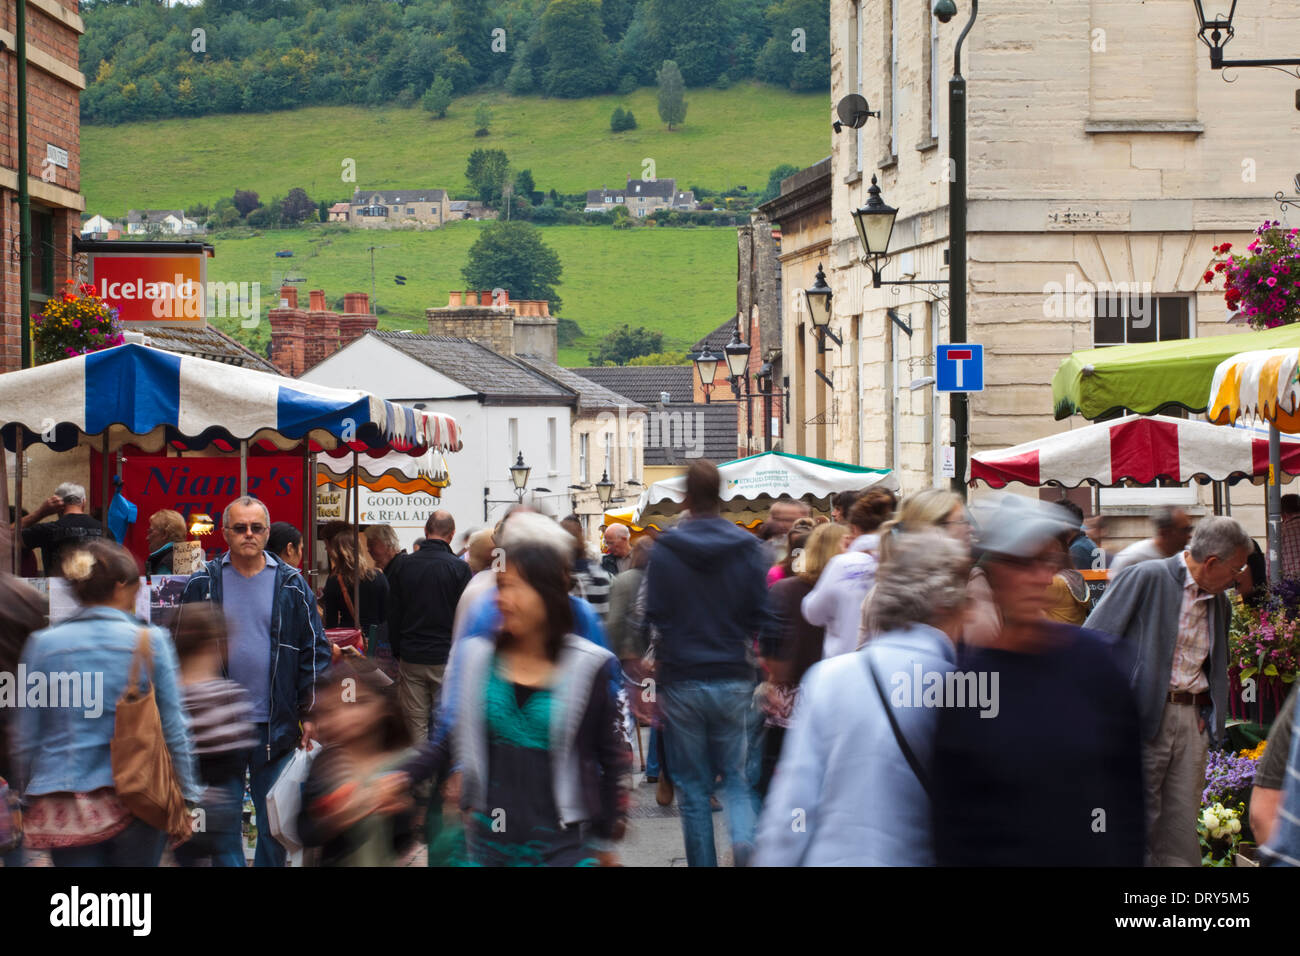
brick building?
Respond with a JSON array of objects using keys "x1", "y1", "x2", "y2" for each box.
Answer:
[
  {"x1": 1, "y1": 0, "x2": 87, "y2": 372},
  {"x1": 267, "y1": 287, "x2": 378, "y2": 377}
]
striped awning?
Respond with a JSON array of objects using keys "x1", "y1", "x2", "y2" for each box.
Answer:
[{"x1": 0, "y1": 343, "x2": 463, "y2": 456}]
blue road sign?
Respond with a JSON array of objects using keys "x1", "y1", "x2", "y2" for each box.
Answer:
[{"x1": 936, "y1": 344, "x2": 984, "y2": 392}]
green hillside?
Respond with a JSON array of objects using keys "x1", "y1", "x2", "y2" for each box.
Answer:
[
  {"x1": 81, "y1": 84, "x2": 829, "y2": 215},
  {"x1": 204, "y1": 222, "x2": 737, "y2": 367}
]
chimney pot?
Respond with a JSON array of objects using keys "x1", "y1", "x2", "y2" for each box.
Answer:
[
  {"x1": 343, "y1": 292, "x2": 370, "y2": 315},
  {"x1": 448, "y1": 291, "x2": 463, "y2": 307},
  {"x1": 480, "y1": 290, "x2": 493, "y2": 306},
  {"x1": 308, "y1": 289, "x2": 326, "y2": 311},
  {"x1": 279, "y1": 285, "x2": 298, "y2": 309}
]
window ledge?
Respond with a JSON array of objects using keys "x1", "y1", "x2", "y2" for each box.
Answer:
[
  {"x1": 843, "y1": 169, "x2": 863, "y2": 185},
  {"x1": 1083, "y1": 120, "x2": 1204, "y2": 135},
  {"x1": 915, "y1": 136, "x2": 939, "y2": 152},
  {"x1": 878, "y1": 154, "x2": 898, "y2": 170}
]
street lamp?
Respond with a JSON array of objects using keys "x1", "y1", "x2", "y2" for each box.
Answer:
[
  {"x1": 851, "y1": 177, "x2": 898, "y2": 288},
  {"x1": 1192, "y1": 0, "x2": 1300, "y2": 74},
  {"x1": 509, "y1": 452, "x2": 530, "y2": 502},
  {"x1": 804, "y1": 263, "x2": 840, "y2": 352},
  {"x1": 724, "y1": 327, "x2": 751, "y2": 395},
  {"x1": 694, "y1": 349, "x2": 721, "y2": 390},
  {"x1": 596, "y1": 470, "x2": 615, "y2": 508}
]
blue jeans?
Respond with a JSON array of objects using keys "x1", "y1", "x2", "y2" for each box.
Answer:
[
  {"x1": 49, "y1": 817, "x2": 167, "y2": 867},
  {"x1": 646, "y1": 726, "x2": 662, "y2": 778},
  {"x1": 662, "y1": 678, "x2": 760, "y2": 867},
  {"x1": 174, "y1": 778, "x2": 245, "y2": 867},
  {"x1": 214, "y1": 727, "x2": 292, "y2": 867}
]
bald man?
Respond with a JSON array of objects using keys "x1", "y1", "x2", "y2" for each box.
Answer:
[
  {"x1": 602, "y1": 523, "x2": 632, "y2": 576},
  {"x1": 387, "y1": 508, "x2": 473, "y2": 744}
]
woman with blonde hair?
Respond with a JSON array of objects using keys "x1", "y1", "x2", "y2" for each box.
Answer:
[
  {"x1": 756, "y1": 521, "x2": 849, "y2": 794},
  {"x1": 323, "y1": 529, "x2": 389, "y2": 634},
  {"x1": 862, "y1": 489, "x2": 972, "y2": 643}
]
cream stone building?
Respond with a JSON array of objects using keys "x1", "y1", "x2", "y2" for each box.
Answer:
[{"x1": 816, "y1": 0, "x2": 1300, "y2": 540}]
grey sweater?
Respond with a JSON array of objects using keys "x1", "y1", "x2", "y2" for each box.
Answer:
[{"x1": 1084, "y1": 553, "x2": 1228, "y2": 745}]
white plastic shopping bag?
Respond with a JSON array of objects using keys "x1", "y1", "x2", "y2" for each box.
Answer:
[{"x1": 264, "y1": 742, "x2": 319, "y2": 859}]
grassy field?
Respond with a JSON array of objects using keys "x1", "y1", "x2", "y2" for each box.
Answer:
[
  {"x1": 205, "y1": 222, "x2": 738, "y2": 367},
  {"x1": 81, "y1": 82, "x2": 830, "y2": 215}
]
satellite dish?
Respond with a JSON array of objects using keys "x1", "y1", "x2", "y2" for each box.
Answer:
[{"x1": 835, "y1": 94, "x2": 874, "y2": 131}]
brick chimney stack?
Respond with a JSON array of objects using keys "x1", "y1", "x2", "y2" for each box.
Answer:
[
  {"x1": 426, "y1": 290, "x2": 555, "y2": 361},
  {"x1": 269, "y1": 292, "x2": 307, "y2": 376},
  {"x1": 303, "y1": 294, "x2": 340, "y2": 371},
  {"x1": 279, "y1": 285, "x2": 298, "y2": 308},
  {"x1": 308, "y1": 289, "x2": 327, "y2": 311},
  {"x1": 339, "y1": 292, "x2": 378, "y2": 348}
]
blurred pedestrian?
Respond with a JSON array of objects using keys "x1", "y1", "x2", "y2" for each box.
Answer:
[
  {"x1": 756, "y1": 521, "x2": 846, "y2": 795},
  {"x1": 756, "y1": 532, "x2": 967, "y2": 865},
  {"x1": 644, "y1": 460, "x2": 774, "y2": 867},
  {"x1": 1085, "y1": 515, "x2": 1251, "y2": 866},
  {"x1": 0, "y1": 561, "x2": 46, "y2": 867},
  {"x1": 931, "y1": 497, "x2": 1145, "y2": 866},
  {"x1": 145, "y1": 509, "x2": 189, "y2": 575},
  {"x1": 20, "y1": 482, "x2": 109, "y2": 576},
  {"x1": 562, "y1": 515, "x2": 613, "y2": 623},
  {"x1": 1281, "y1": 494, "x2": 1300, "y2": 581},
  {"x1": 802, "y1": 489, "x2": 895, "y2": 659},
  {"x1": 762, "y1": 497, "x2": 812, "y2": 568},
  {"x1": 324, "y1": 530, "x2": 389, "y2": 634},
  {"x1": 397, "y1": 543, "x2": 630, "y2": 866},
  {"x1": 1054, "y1": 498, "x2": 1100, "y2": 571},
  {"x1": 602, "y1": 523, "x2": 632, "y2": 576},
  {"x1": 386, "y1": 510, "x2": 472, "y2": 747},
  {"x1": 831, "y1": 490, "x2": 860, "y2": 525},
  {"x1": 1109, "y1": 506, "x2": 1192, "y2": 575},
  {"x1": 16, "y1": 541, "x2": 199, "y2": 866},
  {"x1": 298, "y1": 661, "x2": 416, "y2": 866},
  {"x1": 170, "y1": 603, "x2": 256, "y2": 867},
  {"x1": 366, "y1": 523, "x2": 406, "y2": 578},
  {"x1": 179, "y1": 496, "x2": 330, "y2": 867},
  {"x1": 767, "y1": 517, "x2": 816, "y2": 586}
]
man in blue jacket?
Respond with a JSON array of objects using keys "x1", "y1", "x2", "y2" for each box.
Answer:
[
  {"x1": 179, "y1": 496, "x2": 330, "y2": 867},
  {"x1": 645, "y1": 460, "x2": 774, "y2": 867}
]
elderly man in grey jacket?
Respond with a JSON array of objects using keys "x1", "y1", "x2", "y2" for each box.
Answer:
[{"x1": 1085, "y1": 516, "x2": 1252, "y2": 867}]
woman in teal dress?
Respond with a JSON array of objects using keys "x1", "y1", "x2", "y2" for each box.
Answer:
[{"x1": 396, "y1": 542, "x2": 631, "y2": 866}]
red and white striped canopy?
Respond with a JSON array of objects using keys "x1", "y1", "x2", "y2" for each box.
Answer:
[{"x1": 970, "y1": 414, "x2": 1300, "y2": 488}]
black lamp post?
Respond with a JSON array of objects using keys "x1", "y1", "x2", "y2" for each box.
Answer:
[
  {"x1": 509, "y1": 452, "x2": 531, "y2": 503},
  {"x1": 1193, "y1": 0, "x2": 1300, "y2": 73},
  {"x1": 691, "y1": 325, "x2": 789, "y2": 453},
  {"x1": 804, "y1": 263, "x2": 840, "y2": 353},
  {"x1": 695, "y1": 350, "x2": 721, "y2": 391},
  {"x1": 595, "y1": 470, "x2": 615, "y2": 508}
]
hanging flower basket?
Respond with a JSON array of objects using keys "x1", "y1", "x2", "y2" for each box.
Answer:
[
  {"x1": 33, "y1": 280, "x2": 124, "y2": 365},
  {"x1": 1204, "y1": 221, "x2": 1300, "y2": 329}
]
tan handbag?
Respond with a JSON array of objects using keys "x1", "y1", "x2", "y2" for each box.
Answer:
[{"x1": 110, "y1": 628, "x2": 192, "y2": 843}]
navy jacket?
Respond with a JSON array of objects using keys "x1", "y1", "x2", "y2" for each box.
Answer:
[
  {"x1": 180, "y1": 552, "x2": 331, "y2": 760},
  {"x1": 644, "y1": 513, "x2": 775, "y2": 684}
]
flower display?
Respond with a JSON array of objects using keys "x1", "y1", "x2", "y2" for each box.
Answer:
[
  {"x1": 1227, "y1": 587, "x2": 1300, "y2": 719},
  {"x1": 1202, "y1": 749, "x2": 1258, "y2": 806},
  {"x1": 1198, "y1": 799, "x2": 1249, "y2": 867},
  {"x1": 33, "y1": 280, "x2": 124, "y2": 365},
  {"x1": 1203, "y1": 222, "x2": 1300, "y2": 329}
]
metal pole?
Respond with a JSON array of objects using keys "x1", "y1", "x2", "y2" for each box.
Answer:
[
  {"x1": 239, "y1": 440, "x2": 248, "y2": 497},
  {"x1": 17, "y1": 0, "x2": 33, "y2": 370},
  {"x1": 1269, "y1": 423, "x2": 1282, "y2": 585},
  {"x1": 308, "y1": 452, "x2": 318, "y2": 588},
  {"x1": 13, "y1": 430, "x2": 22, "y2": 573},
  {"x1": 351, "y1": 450, "x2": 361, "y2": 630},
  {"x1": 100, "y1": 434, "x2": 110, "y2": 537},
  {"x1": 947, "y1": 0, "x2": 978, "y2": 500}
]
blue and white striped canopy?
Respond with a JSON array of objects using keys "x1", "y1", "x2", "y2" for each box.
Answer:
[{"x1": 0, "y1": 344, "x2": 462, "y2": 455}]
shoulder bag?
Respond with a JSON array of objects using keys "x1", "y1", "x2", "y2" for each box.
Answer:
[
  {"x1": 111, "y1": 628, "x2": 193, "y2": 842},
  {"x1": 861, "y1": 647, "x2": 932, "y2": 800}
]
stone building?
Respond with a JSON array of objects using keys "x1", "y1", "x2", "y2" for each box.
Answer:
[
  {"x1": 1, "y1": 0, "x2": 86, "y2": 372},
  {"x1": 349, "y1": 188, "x2": 451, "y2": 229},
  {"x1": 823, "y1": 0, "x2": 1297, "y2": 537},
  {"x1": 268, "y1": 288, "x2": 377, "y2": 377}
]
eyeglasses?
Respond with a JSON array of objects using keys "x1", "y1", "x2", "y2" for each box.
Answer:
[{"x1": 227, "y1": 523, "x2": 267, "y2": 536}]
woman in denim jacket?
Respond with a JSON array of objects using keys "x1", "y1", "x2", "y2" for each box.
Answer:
[{"x1": 15, "y1": 540, "x2": 199, "y2": 866}]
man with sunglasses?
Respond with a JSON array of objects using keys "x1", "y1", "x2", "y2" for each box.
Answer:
[
  {"x1": 180, "y1": 496, "x2": 330, "y2": 866},
  {"x1": 1086, "y1": 515, "x2": 1252, "y2": 866}
]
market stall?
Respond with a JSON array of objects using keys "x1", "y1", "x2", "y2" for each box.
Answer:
[
  {"x1": 632, "y1": 450, "x2": 897, "y2": 526},
  {"x1": 0, "y1": 343, "x2": 461, "y2": 616}
]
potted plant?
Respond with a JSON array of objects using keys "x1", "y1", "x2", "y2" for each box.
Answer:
[
  {"x1": 32, "y1": 280, "x2": 124, "y2": 365},
  {"x1": 1204, "y1": 220, "x2": 1300, "y2": 328}
]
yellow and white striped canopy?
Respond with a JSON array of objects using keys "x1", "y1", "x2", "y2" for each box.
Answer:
[{"x1": 1208, "y1": 348, "x2": 1300, "y2": 431}]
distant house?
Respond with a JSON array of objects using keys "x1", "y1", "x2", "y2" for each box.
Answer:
[
  {"x1": 449, "y1": 200, "x2": 470, "y2": 220},
  {"x1": 125, "y1": 209, "x2": 202, "y2": 236},
  {"x1": 327, "y1": 202, "x2": 350, "y2": 223},
  {"x1": 583, "y1": 177, "x2": 698, "y2": 217},
  {"x1": 81, "y1": 214, "x2": 120, "y2": 238},
  {"x1": 349, "y1": 188, "x2": 450, "y2": 229}
]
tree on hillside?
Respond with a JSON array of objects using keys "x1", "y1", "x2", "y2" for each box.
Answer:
[
  {"x1": 514, "y1": 169, "x2": 536, "y2": 201},
  {"x1": 540, "y1": 0, "x2": 616, "y2": 98},
  {"x1": 646, "y1": 0, "x2": 728, "y2": 87},
  {"x1": 465, "y1": 148, "x2": 512, "y2": 205},
  {"x1": 462, "y1": 221, "x2": 564, "y2": 314},
  {"x1": 755, "y1": 0, "x2": 831, "y2": 91},
  {"x1": 422, "y1": 76, "x2": 453, "y2": 118},
  {"x1": 589, "y1": 325, "x2": 664, "y2": 365},
  {"x1": 280, "y1": 187, "x2": 316, "y2": 224},
  {"x1": 474, "y1": 102, "x2": 492, "y2": 136},
  {"x1": 656, "y1": 60, "x2": 687, "y2": 130},
  {"x1": 760, "y1": 164, "x2": 801, "y2": 203},
  {"x1": 233, "y1": 189, "x2": 261, "y2": 218},
  {"x1": 448, "y1": 0, "x2": 493, "y2": 85}
]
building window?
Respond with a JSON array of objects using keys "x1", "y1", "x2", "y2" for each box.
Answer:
[
  {"x1": 579, "y1": 432, "x2": 589, "y2": 483},
  {"x1": 889, "y1": 0, "x2": 899, "y2": 159},
  {"x1": 1093, "y1": 296, "x2": 1190, "y2": 347},
  {"x1": 30, "y1": 208, "x2": 55, "y2": 298},
  {"x1": 407, "y1": 207, "x2": 415, "y2": 215},
  {"x1": 627, "y1": 431, "x2": 637, "y2": 482},
  {"x1": 508, "y1": 417, "x2": 519, "y2": 459},
  {"x1": 604, "y1": 433, "x2": 612, "y2": 478},
  {"x1": 854, "y1": 1, "x2": 863, "y2": 174},
  {"x1": 548, "y1": 417, "x2": 557, "y2": 472}
]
